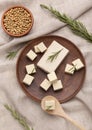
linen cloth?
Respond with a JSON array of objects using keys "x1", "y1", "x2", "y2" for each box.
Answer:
[{"x1": 0, "y1": 0, "x2": 92, "y2": 130}]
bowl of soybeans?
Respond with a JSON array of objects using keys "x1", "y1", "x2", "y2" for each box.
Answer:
[{"x1": 1, "y1": 6, "x2": 34, "y2": 37}]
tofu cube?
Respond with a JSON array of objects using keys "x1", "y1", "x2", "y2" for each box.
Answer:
[
  {"x1": 53, "y1": 80, "x2": 63, "y2": 91},
  {"x1": 45, "y1": 100, "x2": 55, "y2": 110},
  {"x1": 23, "y1": 74, "x2": 34, "y2": 86},
  {"x1": 34, "y1": 45, "x2": 40, "y2": 53},
  {"x1": 47, "y1": 72, "x2": 57, "y2": 82},
  {"x1": 26, "y1": 64, "x2": 36, "y2": 74},
  {"x1": 65, "y1": 64, "x2": 75, "y2": 74},
  {"x1": 72, "y1": 58, "x2": 84, "y2": 70},
  {"x1": 26, "y1": 50, "x2": 37, "y2": 61},
  {"x1": 37, "y1": 42, "x2": 47, "y2": 53},
  {"x1": 40, "y1": 79, "x2": 51, "y2": 91}
]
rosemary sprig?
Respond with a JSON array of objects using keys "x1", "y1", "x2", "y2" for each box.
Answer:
[
  {"x1": 4, "y1": 104, "x2": 33, "y2": 130},
  {"x1": 31, "y1": 68, "x2": 35, "y2": 74},
  {"x1": 6, "y1": 50, "x2": 18, "y2": 60},
  {"x1": 68, "y1": 67, "x2": 75, "y2": 72},
  {"x1": 40, "y1": 4, "x2": 92, "y2": 43},
  {"x1": 46, "y1": 106, "x2": 52, "y2": 110},
  {"x1": 47, "y1": 49, "x2": 62, "y2": 62},
  {"x1": 68, "y1": 64, "x2": 76, "y2": 72}
]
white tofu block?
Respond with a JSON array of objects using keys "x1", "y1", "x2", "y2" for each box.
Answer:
[
  {"x1": 65, "y1": 64, "x2": 75, "y2": 74},
  {"x1": 37, "y1": 41, "x2": 69, "y2": 73},
  {"x1": 34, "y1": 45, "x2": 40, "y2": 53},
  {"x1": 26, "y1": 50, "x2": 37, "y2": 61},
  {"x1": 47, "y1": 72, "x2": 57, "y2": 82},
  {"x1": 37, "y1": 42, "x2": 47, "y2": 53},
  {"x1": 72, "y1": 58, "x2": 84, "y2": 70},
  {"x1": 26, "y1": 64, "x2": 36, "y2": 74},
  {"x1": 23, "y1": 74, "x2": 34, "y2": 86},
  {"x1": 45, "y1": 100, "x2": 55, "y2": 110},
  {"x1": 53, "y1": 80, "x2": 63, "y2": 91},
  {"x1": 40, "y1": 79, "x2": 51, "y2": 91}
]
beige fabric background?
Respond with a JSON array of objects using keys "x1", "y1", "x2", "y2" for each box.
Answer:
[{"x1": 0, "y1": 0, "x2": 92, "y2": 130}]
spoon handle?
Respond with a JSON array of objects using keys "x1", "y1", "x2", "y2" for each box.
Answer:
[{"x1": 60, "y1": 113, "x2": 86, "y2": 130}]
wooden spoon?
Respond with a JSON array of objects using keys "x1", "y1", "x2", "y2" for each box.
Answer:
[{"x1": 41, "y1": 95, "x2": 86, "y2": 130}]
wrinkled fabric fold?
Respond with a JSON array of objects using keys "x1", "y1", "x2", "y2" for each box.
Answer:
[{"x1": 0, "y1": 0, "x2": 92, "y2": 130}]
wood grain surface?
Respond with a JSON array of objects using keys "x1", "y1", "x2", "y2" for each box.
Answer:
[{"x1": 16, "y1": 35, "x2": 86, "y2": 103}]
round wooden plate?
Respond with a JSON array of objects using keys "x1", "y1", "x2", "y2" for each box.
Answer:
[{"x1": 16, "y1": 35, "x2": 86, "y2": 103}]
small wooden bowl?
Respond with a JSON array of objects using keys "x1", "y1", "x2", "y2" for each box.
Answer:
[{"x1": 1, "y1": 6, "x2": 34, "y2": 37}]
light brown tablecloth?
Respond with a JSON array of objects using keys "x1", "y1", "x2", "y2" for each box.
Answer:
[{"x1": 0, "y1": 0, "x2": 92, "y2": 130}]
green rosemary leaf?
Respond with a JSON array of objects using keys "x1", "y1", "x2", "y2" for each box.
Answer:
[
  {"x1": 40, "y1": 4, "x2": 92, "y2": 43},
  {"x1": 47, "y1": 49, "x2": 62, "y2": 62},
  {"x1": 6, "y1": 50, "x2": 18, "y2": 60},
  {"x1": 46, "y1": 106, "x2": 52, "y2": 110},
  {"x1": 68, "y1": 66, "x2": 75, "y2": 72},
  {"x1": 4, "y1": 104, "x2": 32, "y2": 130},
  {"x1": 31, "y1": 68, "x2": 35, "y2": 74},
  {"x1": 68, "y1": 64, "x2": 76, "y2": 72}
]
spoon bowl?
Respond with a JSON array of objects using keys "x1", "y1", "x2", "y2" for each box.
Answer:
[
  {"x1": 41, "y1": 95, "x2": 86, "y2": 130},
  {"x1": 41, "y1": 95, "x2": 66, "y2": 117}
]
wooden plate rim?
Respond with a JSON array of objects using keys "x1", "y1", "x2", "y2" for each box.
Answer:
[{"x1": 16, "y1": 35, "x2": 86, "y2": 103}]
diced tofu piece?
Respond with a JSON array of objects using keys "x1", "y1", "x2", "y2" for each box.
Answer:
[
  {"x1": 23, "y1": 74, "x2": 34, "y2": 86},
  {"x1": 45, "y1": 100, "x2": 55, "y2": 110},
  {"x1": 40, "y1": 79, "x2": 51, "y2": 91},
  {"x1": 26, "y1": 64, "x2": 36, "y2": 74},
  {"x1": 37, "y1": 40, "x2": 69, "y2": 73},
  {"x1": 26, "y1": 50, "x2": 37, "y2": 61},
  {"x1": 53, "y1": 80, "x2": 63, "y2": 91},
  {"x1": 37, "y1": 42, "x2": 47, "y2": 53},
  {"x1": 34, "y1": 45, "x2": 40, "y2": 53},
  {"x1": 47, "y1": 72, "x2": 57, "y2": 82},
  {"x1": 65, "y1": 64, "x2": 75, "y2": 74},
  {"x1": 72, "y1": 58, "x2": 84, "y2": 70}
]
